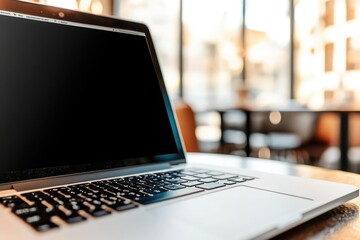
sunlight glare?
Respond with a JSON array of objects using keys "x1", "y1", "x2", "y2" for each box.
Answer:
[{"x1": 46, "y1": 0, "x2": 78, "y2": 10}]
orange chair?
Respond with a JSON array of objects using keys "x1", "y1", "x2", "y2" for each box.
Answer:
[{"x1": 173, "y1": 100, "x2": 200, "y2": 152}]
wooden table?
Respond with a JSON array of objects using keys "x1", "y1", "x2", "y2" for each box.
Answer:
[
  {"x1": 197, "y1": 100, "x2": 360, "y2": 172},
  {"x1": 187, "y1": 152, "x2": 360, "y2": 240}
]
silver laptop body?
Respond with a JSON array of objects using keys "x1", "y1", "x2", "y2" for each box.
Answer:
[{"x1": 0, "y1": 1, "x2": 358, "y2": 239}]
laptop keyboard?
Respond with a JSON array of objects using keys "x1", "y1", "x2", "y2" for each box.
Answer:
[{"x1": 0, "y1": 168, "x2": 255, "y2": 232}]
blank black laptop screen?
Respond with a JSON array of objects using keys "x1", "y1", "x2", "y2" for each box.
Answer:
[{"x1": 0, "y1": 7, "x2": 183, "y2": 184}]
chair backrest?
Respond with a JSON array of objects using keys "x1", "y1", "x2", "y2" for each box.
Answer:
[
  {"x1": 259, "y1": 111, "x2": 319, "y2": 144},
  {"x1": 314, "y1": 113, "x2": 360, "y2": 147},
  {"x1": 173, "y1": 100, "x2": 200, "y2": 152}
]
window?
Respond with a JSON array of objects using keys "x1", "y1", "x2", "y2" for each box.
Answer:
[
  {"x1": 295, "y1": 0, "x2": 360, "y2": 105},
  {"x1": 325, "y1": 42, "x2": 334, "y2": 72},
  {"x1": 346, "y1": 0, "x2": 357, "y2": 21},
  {"x1": 245, "y1": 0, "x2": 291, "y2": 103},
  {"x1": 182, "y1": 0, "x2": 244, "y2": 108},
  {"x1": 346, "y1": 37, "x2": 360, "y2": 70},
  {"x1": 325, "y1": 0, "x2": 335, "y2": 26}
]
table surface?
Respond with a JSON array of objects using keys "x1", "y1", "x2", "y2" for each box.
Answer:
[
  {"x1": 187, "y1": 152, "x2": 360, "y2": 240},
  {"x1": 194, "y1": 98, "x2": 360, "y2": 113}
]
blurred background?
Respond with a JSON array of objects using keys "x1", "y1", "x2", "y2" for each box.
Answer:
[{"x1": 23, "y1": 0, "x2": 360, "y2": 172}]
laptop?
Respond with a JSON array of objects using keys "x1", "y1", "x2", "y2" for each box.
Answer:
[{"x1": 0, "y1": 1, "x2": 358, "y2": 239}]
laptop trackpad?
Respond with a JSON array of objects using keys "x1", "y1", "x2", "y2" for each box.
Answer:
[{"x1": 149, "y1": 186, "x2": 314, "y2": 239}]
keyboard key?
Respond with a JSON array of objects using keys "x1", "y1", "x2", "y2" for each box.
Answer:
[
  {"x1": 193, "y1": 173, "x2": 212, "y2": 178},
  {"x1": 228, "y1": 177, "x2": 248, "y2": 183},
  {"x1": 21, "y1": 214, "x2": 59, "y2": 232},
  {"x1": 106, "y1": 201, "x2": 138, "y2": 212},
  {"x1": 181, "y1": 181, "x2": 203, "y2": 187},
  {"x1": 80, "y1": 202, "x2": 111, "y2": 217},
  {"x1": 0, "y1": 195, "x2": 29, "y2": 209},
  {"x1": 13, "y1": 206, "x2": 40, "y2": 216},
  {"x1": 85, "y1": 207, "x2": 111, "y2": 217},
  {"x1": 219, "y1": 180, "x2": 237, "y2": 185},
  {"x1": 58, "y1": 212, "x2": 86, "y2": 224},
  {"x1": 213, "y1": 174, "x2": 238, "y2": 180},
  {"x1": 196, "y1": 182, "x2": 226, "y2": 190},
  {"x1": 163, "y1": 184, "x2": 186, "y2": 190},
  {"x1": 198, "y1": 178, "x2": 218, "y2": 183},
  {"x1": 31, "y1": 220, "x2": 59, "y2": 232},
  {"x1": 181, "y1": 176, "x2": 199, "y2": 181}
]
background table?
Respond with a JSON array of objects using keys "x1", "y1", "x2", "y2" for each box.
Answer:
[
  {"x1": 187, "y1": 152, "x2": 360, "y2": 240},
  {"x1": 198, "y1": 100, "x2": 360, "y2": 172}
]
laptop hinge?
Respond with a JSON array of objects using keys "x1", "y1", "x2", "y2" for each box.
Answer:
[{"x1": 12, "y1": 163, "x2": 171, "y2": 192}]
